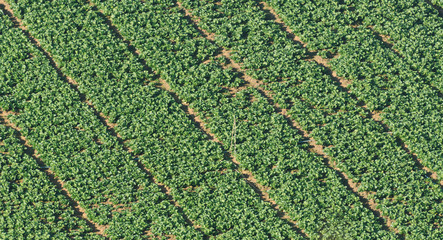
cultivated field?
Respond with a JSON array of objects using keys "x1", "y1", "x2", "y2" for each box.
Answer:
[{"x1": 0, "y1": 0, "x2": 442, "y2": 239}]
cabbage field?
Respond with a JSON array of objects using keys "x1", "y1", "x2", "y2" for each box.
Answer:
[{"x1": 0, "y1": 0, "x2": 442, "y2": 239}]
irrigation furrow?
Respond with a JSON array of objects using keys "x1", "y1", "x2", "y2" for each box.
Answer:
[
  {"x1": 257, "y1": 1, "x2": 442, "y2": 186},
  {"x1": 0, "y1": 2, "x2": 205, "y2": 238},
  {"x1": 310, "y1": 55, "x2": 442, "y2": 186},
  {"x1": 4, "y1": 0, "x2": 307, "y2": 238},
  {"x1": 177, "y1": 1, "x2": 404, "y2": 233},
  {"x1": 181, "y1": 0, "x2": 391, "y2": 233},
  {"x1": 84, "y1": 2, "x2": 306, "y2": 235},
  {"x1": 262, "y1": 1, "x2": 443, "y2": 96},
  {"x1": 175, "y1": 0, "x2": 442, "y2": 237},
  {"x1": 365, "y1": 26, "x2": 443, "y2": 98},
  {"x1": 0, "y1": 110, "x2": 107, "y2": 237},
  {"x1": 85, "y1": 0, "x2": 404, "y2": 237},
  {"x1": 157, "y1": 79, "x2": 307, "y2": 237},
  {"x1": 0, "y1": 3, "x2": 205, "y2": 235}
]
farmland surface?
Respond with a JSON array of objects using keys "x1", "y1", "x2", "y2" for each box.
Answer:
[{"x1": 0, "y1": 0, "x2": 441, "y2": 239}]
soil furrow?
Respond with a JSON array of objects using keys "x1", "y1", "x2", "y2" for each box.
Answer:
[
  {"x1": 0, "y1": 110, "x2": 108, "y2": 237},
  {"x1": 173, "y1": 1, "x2": 313, "y2": 236},
  {"x1": 224, "y1": 56, "x2": 400, "y2": 234},
  {"x1": 87, "y1": 1, "x2": 306, "y2": 235},
  {"x1": 158, "y1": 79, "x2": 308, "y2": 237},
  {"x1": 259, "y1": 1, "x2": 442, "y2": 186},
  {"x1": 177, "y1": 1, "x2": 405, "y2": 234},
  {"x1": 0, "y1": 2, "x2": 203, "y2": 237}
]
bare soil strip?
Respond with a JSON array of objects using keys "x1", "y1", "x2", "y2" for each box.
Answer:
[
  {"x1": 260, "y1": 1, "x2": 442, "y2": 185},
  {"x1": 367, "y1": 110, "x2": 443, "y2": 186},
  {"x1": 173, "y1": 2, "x2": 312, "y2": 236},
  {"x1": 0, "y1": 3, "x2": 109, "y2": 236},
  {"x1": 84, "y1": 0, "x2": 307, "y2": 236},
  {"x1": 0, "y1": 2, "x2": 200, "y2": 238},
  {"x1": 177, "y1": 1, "x2": 406, "y2": 234},
  {"x1": 226, "y1": 52, "x2": 400, "y2": 234},
  {"x1": 0, "y1": 111, "x2": 108, "y2": 236},
  {"x1": 158, "y1": 80, "x2": 307, "y2": 237}
]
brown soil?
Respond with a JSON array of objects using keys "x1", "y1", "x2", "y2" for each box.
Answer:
[
  {"x1": 367, "y1": 26, "x2": 402, "y2": 57},
  {"x1": 290, "y1": 110, "x2": 400, "y2": 233},
  {"x1": 311, "y1": 54, "x2": 352, "y2": 88},
  {"x1": 262, "y1": 1, "x2": 441, "y2": 188},
  {"x1": 158, "y1": 76, "x2": 306, "y2": 236},
  {"x1": 84, "y1": 3, "x2": 210, "y2": 236},
  {"x1": 202, "y1": 1, "x2": 404, "y2": 234},
  {"x1": 176, "y1": 2, "x2": 216, "y2": 41},
  {"x1": 0, "y1": 1, "x2": 24, "y2": 30},
  {"x1": 145, "y1": 231, "x2": 177, "y2": 240},
  {"x1": 177, "y1": 0, "x2": 403, "y2": 235},
  {"x1": 1, "y1": 2, "x2": 203, "y2": 237},
  {"x1": 2, "y1": 0, "x2": 437, "y2": 238},
  {"x1": 0, "y1": 110, "x2": 109, "y2": 236},
  {"x1": 259, "y1": 2, "x2": 307, "y2": 48}
]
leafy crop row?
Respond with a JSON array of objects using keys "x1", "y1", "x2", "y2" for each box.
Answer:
[
  {"x1": 0, "y1": 17, "x2": 98, "y2": 235},
  {"x1": 352, "y1": 0, "x2": 442, "y2": 91},
  {"x1": 3, "y1": 0, "x2": 306, "y2": 238},
  {"x1": 0, "y1": 8, "x2": 201, "y2": 239},
  {"x1": 87, "y1": 0, "x2": 397, "y2": 238},
  {"x1": 269, "y1": 0, "x2": 443, "y2": 92},
  {"x1": 432, "y1": 0, "x2": 443, "y2": 8},
  {"x1": 0, "y1": 124, "x2": 97, "y2": 239},
  {"x1": 267, "y1": 0, "x2": 443, "y2": 179},
  {"x1": 177, "y1": 0, "x2": 443, "y2": 237}
]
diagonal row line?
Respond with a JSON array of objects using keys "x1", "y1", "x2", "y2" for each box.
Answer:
[
  {"x1": 157, "y1": 79, "x2": 307, "y2": 237},
  {"x1": 0, "y1": 110, "x2": 108, "y2": 237},
  {"x1": 365, "y1": 26, "x2": 443, "y2": 97},
  {"x1": 259, "y1": 1, "x2": 442, "y2": 186},
  {"x1": 87, "y1": 1, "x2": 307, "y2": 236},
  {"x1": 307, "y1": 54, "x2": 443, "y2": 186},
  {"x1": 0, "y1": 2, "x2": 205, "y2": 238},
  {"x1": 177, "y1": 1, "x2": 404, "y2": 234}
]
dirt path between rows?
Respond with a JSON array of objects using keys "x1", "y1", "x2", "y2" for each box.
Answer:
[
  {"x1": 177, "y1": 0, "x2": 405, "y2": 235},
  {"x1": 0, "y1": 2, "x2": 193, "y2": 239},
  {"x1": 259, "y1": 1, "x2": 442, "y2": 185},
  {"x1": 0, "y1": 110, "x2": 108, "y2": 236}
]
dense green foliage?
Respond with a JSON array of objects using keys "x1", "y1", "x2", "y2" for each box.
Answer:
[
  {"x1": 267, "y1": 0, "x2": 443, "y2": 179},
  {"x1": 0, "y1": 124, "x2": 98, "y2": 239},
  {"x1": 177, "y1": 0, "x2": 442, "y2": 238},
  {"x1": 1, "y1": 0, "x2": 441, "y2": 238},
  {"x1": 0, "y1": 8, "x2": 201, "y2": 239},
  {"x1": 88, "y1": 0, "x2": 397, "y2": 238},
  {"x1": 432, "y1": 0, "x2": 443, "y2": 7},
  {"x1": 3, "y1": 0, "x2": 305, "y2": 238},
  {"x1": 269, "y1": 0, "x2": 443, "y2": 91}
]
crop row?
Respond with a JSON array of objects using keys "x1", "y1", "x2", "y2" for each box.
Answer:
[
  {"x1": 2, "y1": 0, "x2": 307, "y2": 238},
  {"x1": 88, "y1": 0, "x2": 399, "y2": 238},
  {"x1": 270, "y1": 0, "x2": 442, "y2": 92},
  {"x1": 0, "y1": 7, "x2": 203, "y2": 239},
  {"x1": 9, "y1": 0, "x2": 394, "y2": 238},
  {"x1": 352, "y1": 0, "x2": 442, "y2": 91},
  {"x1": 429, "y1": 0, "x2": 443, "y2": 8},
  {"x1": 266, "y1": 0, "x2": 443, "y2": 179},
  {"x1": 0, "y1": 121, "x2": 98, "y2": 239},
  {"x1": 3, "y1": 0, "x2": 441, "y2": 238},
  {"x1": 177, "y1": 0, "x2": 442, "y2": 237}
]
